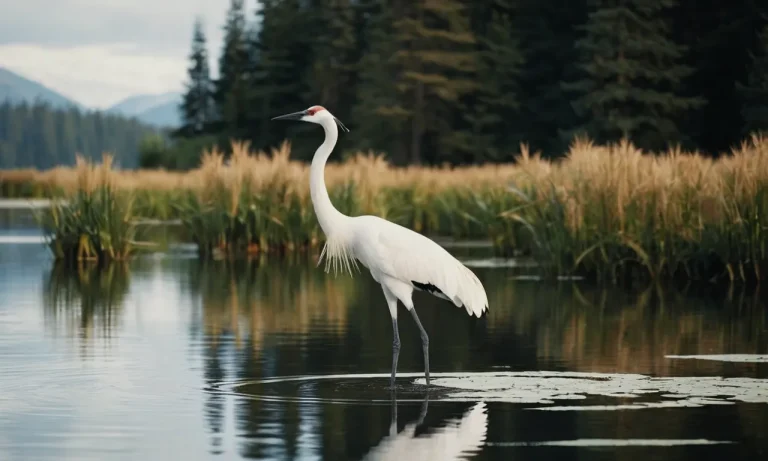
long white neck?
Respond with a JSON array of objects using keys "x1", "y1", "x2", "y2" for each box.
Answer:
[{"x1": 310, "y1": 117, "x2": 349, "y2": 237}]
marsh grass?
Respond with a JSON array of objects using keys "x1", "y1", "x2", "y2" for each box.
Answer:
[
  {"x1": 35, "y1": 154, "x2": 137, "y2": 263},
  {"x1": 3, "y1": 134, "x2": 768, "y2": 282},
  {"x1": 168, "y1": 141, "x2": 498, "y2": 257},
  {"x1": 499, "y1": 135, "x2": 768, "y2": 282}
]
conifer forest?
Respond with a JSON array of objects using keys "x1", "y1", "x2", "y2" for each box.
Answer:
[
  {"x1": 0, "y1": 102, "x2": 158, "y2": 169},
  {"x1": 173, "y1": 0, "x2": 768, "y2": 167}
]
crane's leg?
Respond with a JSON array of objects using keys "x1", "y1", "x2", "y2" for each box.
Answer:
[
  {"x1": 382, "y1": 286, "x2": 400, "y2": 389},
  {"x1": 409, "y1": 308, "x2": 430, "y2": 386},
  {"x1": 390, "y1": 315, "x2": 400, "y2": 388}
]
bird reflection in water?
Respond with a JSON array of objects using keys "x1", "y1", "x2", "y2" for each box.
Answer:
[{"x1": 361, "y1": 391, "x2": 488, "y2": 461}]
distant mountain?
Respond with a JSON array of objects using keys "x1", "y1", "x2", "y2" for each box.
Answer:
[
  {"x1": 0, "y1": 67, "x2": 82, "y2": 110},
  {"x1": 0, "y1": 67, "x2": 182, "y2": 127},
  {"x1": 108, "y1": 92, "x2": 182, "y2": 127},
  {"x1": 108, "y1": 92, "x2": 179, "y2": 117},
  {"x1": 136, "y1": 100, "x2": 182, "y2": 127}
]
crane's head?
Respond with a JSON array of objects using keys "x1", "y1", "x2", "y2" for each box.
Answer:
[{"x1": 271, "y1": 105, "x2": 349, "y2": 132}]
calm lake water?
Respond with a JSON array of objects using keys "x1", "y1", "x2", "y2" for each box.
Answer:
[{"x1": 0, "y1": 207, "x2": 767, "y2": 461}]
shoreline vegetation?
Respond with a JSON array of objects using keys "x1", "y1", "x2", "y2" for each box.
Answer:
[{"x1": 1, "y1": 135, "x2": 767, "y2": 283}]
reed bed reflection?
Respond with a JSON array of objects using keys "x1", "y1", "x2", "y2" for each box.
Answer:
[
  {"x1": 189, "y1": 256, "x2": 359, "y2": 355},
  {"x1": 42, "y1": 262, "x2": 130, "y2": 346},
  {"x1": 485, "y1": 280, "x2": 768, "y2": 376}
]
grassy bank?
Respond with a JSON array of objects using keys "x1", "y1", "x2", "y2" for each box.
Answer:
[
  {"x1": 505, "y1": 136, "x2": 768, "y2": 283},
  {"x1": 2, "y1": 135, "x2": 767, "y2": 282}
]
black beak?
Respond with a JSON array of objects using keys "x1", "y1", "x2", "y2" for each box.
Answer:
[{"x1": 271, "y1": 110, "x2": 307, "y2": 121}]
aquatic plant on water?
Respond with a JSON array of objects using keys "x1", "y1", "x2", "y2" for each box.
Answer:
[{"x1": 36, "y1": 155, "x2": 136, "y2": 263}]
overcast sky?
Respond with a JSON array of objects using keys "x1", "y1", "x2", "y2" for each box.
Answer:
[{"x1": 0, "y1": 0, "x2": 253, "y2": 108}]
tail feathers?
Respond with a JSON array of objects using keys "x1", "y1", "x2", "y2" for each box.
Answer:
[
  {"x1": 409, "y1": 262, "x2": 488, "y2": 318},
  {"x1": 452, "y1": 265, "x2": 489, "y2": 318}
]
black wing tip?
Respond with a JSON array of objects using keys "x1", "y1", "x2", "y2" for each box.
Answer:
[{"x1": 412, "y1": 280, "x2": 444, "y2": 296}]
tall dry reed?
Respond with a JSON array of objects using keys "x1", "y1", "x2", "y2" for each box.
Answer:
[
  {"x1": 35, "y1": 154, "x2": 136, "y2": 263},
  {"x1": 499, "y1": 135, "x2": 768, "y2": 281},
  {"x1": 3, "y1": 135, "x2": 768, "y2": 281}
]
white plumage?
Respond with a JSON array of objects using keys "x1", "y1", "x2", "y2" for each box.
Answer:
[
  {"x1": 362, "y1": 401, "x2": 488, "y2": 461},
  {"x1": 272, "y1": 105, "x2": 489, "y2": 387},
  {"x1": 351, "y1": 216, "x2": 489, "y2": 318}
]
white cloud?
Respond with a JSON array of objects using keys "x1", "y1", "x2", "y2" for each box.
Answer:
[
  {"x1": 0, "y1": 0, "x2": 252, "y2": 108},
  {"x1": 0, "y1": 44, "x2": 187, "y2": 108}
]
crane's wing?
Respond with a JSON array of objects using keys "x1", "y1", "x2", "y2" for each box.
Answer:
[{"x1": 360, "y1": 217, "x2": 488, "y2": 317}]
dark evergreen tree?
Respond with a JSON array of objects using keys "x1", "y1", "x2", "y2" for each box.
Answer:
[
  {"x1": 516, "y1": 0, "x2": 587, "y2": 157},
  {"x1": 249, "y1": 0, "x2": 313, "y2": 154},
  {"x1": 350, "y1": 0, "x2": 408, "y2": 163},
  {"x1": 38, "y1": 104, "x2": 58, "y2": 167},
  {"x1": 465, "y1": 0, "x2": 525, "y2": 162},
  {"x1": 181, "y1": 18, "x2": 216, "y2": 134},
  {"x1": 562, "y1": 0, "x2": 705, "y2": 151},
  {"x1": 305, "y1": 0, "x2": 358, "y2": 118},
  {"x1": 391, "y1": 0, "x2": 478, "y2": 164},
  {"x1": 0, "y1": 102, "x2": 157, "y2": 169},
  {"x1": 164, "y1": 0, "x2": 767, "y2": 165},
  {"x1": 215, "y1": 0, "x2": 251, "y2": 137},
  {"x1": 738, "y1": 24, "x2": 768, "y2": 135},
  {"x1": 57, "y1": 108, "x2": 78, "y2": 165},
  {"x1": 669, "y1": 0, "x2": 768, "y2": 153}
]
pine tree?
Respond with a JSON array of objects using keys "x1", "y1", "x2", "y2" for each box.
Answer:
[
  {"x1": 304, "y1": 0, "x2": 358, "y2": 118},
  {"x1": 249, "y1": 0, "x2": 313, "y2": 153},
  {"x1": 57, "y1": 108, "x2": 78, "y2": 164},
  {"x1": 350, "y1": 0, "x2": 408, "y2": 162},
  {"x1": 39, "y1": 104, "x2": 58, "y2": 167},
  {"x1": 3, "y1": 102, "x2": 27, "y2": 167},
  {"x1": 0, "y1": 103, "x2": 156, "y2": 168},
  {"x1": 737, "y1": 24, "x2": 768, "y2": 135},
  {"x1": 516, "y1": 0, "x2": 587, "y2": 157},
  {"x1": 391, "y1": 0, "x2": 478, "y2": 164},
  {"x1": 181, "y1": 18, "x2": 216, "y2": 134},
  {"x1": 562, "y1": 0, "x2": 705, "y2": 151},
  {"x1": 465, "y1": 0, "x2": 524, "y2": 162},
  {"x1": 216, "y1": 0, "x2": 251, "y2": 137},
  {"x1": 669, "y1": 0, "x2": 768, "y2": 153}
]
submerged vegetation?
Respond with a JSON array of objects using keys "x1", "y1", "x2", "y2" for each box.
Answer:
[{"x1": 2, "y1": 135, "x2": 768, "y2": 283}]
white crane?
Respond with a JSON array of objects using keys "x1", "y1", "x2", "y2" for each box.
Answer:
[{"x1": 272, "y1": 105, "x2": 489, "y2": 388}]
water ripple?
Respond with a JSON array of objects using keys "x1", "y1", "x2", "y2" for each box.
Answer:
[{"x1": 206, "y1": 370, "x2": 768, "y2": 411}]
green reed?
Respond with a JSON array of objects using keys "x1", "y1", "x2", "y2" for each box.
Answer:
[{"x1": 35, "y1": 155, "x2": 137, "y2": 263}]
